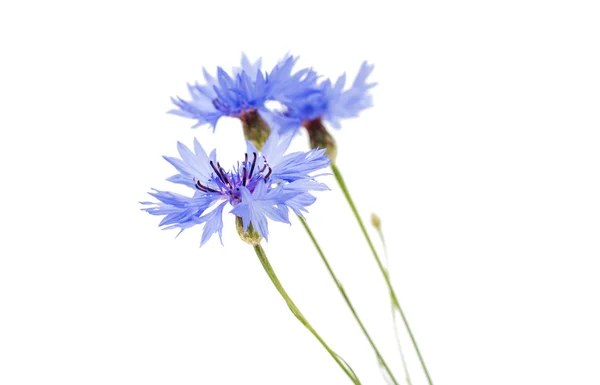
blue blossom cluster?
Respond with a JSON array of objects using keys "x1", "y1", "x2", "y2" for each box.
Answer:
[
  {"x1": 170, "y1": 54, "x2": 375, "y2": 135},
  {"x1": 142, "y1": 133, "x2": 330, "y2": 246},
  {"x1": 144, "y1": 54, "x2": 375, "y2": 245}
]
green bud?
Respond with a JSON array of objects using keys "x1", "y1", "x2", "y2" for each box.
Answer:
[
  {"x1": 236, "y1": 216, "x2": 263, "y2": 246},
  {"x1": 304, "y1": 118, "x2": 337, "y2": 163},
  {"x1": 371, "y1": 213, "x2": 382, "y2": 230},
  {"x1": 240, "y1": 109, "x2": 271, "y2": 150}
]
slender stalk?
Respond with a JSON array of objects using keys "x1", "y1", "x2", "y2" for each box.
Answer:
[
  {"x1": 375, "y1": 226, "x2": 413, "y2": 385},
  {"x1": 298, "y1": 216, "x2": 400, "y2": 385},
  {"x1": 253, "y1": 244, "x2": 362, "y2": 385},
  {"x1": 331, "y1": 163, "x2": 434, "y2": 385}
]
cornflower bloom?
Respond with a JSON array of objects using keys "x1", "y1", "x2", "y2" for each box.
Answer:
[
  {"x1": 141, "y1": 133, "x2": 330, "y2": 246},
  {"x1": 271, "y1": 61, "x2": 376, "y2": 161},
  {"x1": 169, "y1": 54, "x2": 316, "y2": 148}
]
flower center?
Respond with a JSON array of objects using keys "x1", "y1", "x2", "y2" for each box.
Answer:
[{"x1": 194, "y1": 152, "x2": 272, "y2": 205}]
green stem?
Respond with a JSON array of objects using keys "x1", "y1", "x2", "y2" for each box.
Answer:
[
  {"x1": 376, "y1": 227, "x2": 413, "y2": 385},
  {"x1": 331, "y1": 163, "x2": 434, "y2": 385},
  {"x1": 298, "y1": 216, "x2": 400, "y2": 385},
  {"x1": 252, "y1": 244, "x2": 362, "y2": 385}
]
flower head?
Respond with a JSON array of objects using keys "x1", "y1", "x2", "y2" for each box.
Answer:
[
  {"x1": 141, "y1": 133, "x2": 330, "y2": 246},
  {"x1": 169, "y1": 54, "x2": 316, "y2": 131},
  {"x1": 273, "y1": 61, "x2": 376, "y2": 134}
]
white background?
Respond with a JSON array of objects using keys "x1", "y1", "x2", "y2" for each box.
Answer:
[{"x1": 1, "y1": 1, "x2": 599, "y2": 384}]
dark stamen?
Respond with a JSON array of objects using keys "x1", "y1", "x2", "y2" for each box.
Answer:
[
  {"x1": 248, "y1": 152, "x2": 257, "y2": 179},
  {"x1": 264, "y1": 165, "x2": 272, "y2": 182},
  {"x1": 210, "y1": 161, "x2": 226, "y2": 184},
  {"x1": 242, "y1": 166, "x2": 247, "y2": 186},
  {"x1": 196, "y1": 180, "x2": 219, "y2": 193},
  {"x1": 217, "y1": 162, "x2": 231, "y2": 187}
]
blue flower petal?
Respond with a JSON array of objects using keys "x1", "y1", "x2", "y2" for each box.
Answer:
[
  {"x1": 230, "y1": 184, "x2": 291, "y2": 241},
  {"x1": 198, "y1": 201, "x2": 227, "y2": 246},
  {"x1": 284, "y1": 193, "x2": 317, "y2": 218}
]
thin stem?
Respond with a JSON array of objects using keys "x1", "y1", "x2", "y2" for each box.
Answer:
[
  {"x1": 298, "y1": 216, "x2": 400, "y2": 385},
  {"x1": 331, "y1": 163, "x2": 434, "y2": 385},
  {"x1": 375, "y1": 227, "x2": 413, "y2": 385},
  {"x1": 252, "y1": 244, "x2": 362, "y2": 385}
]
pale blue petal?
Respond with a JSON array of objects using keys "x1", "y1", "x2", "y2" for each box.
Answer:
[
  {"x1": 284, "y1": 193, "x2": 317, "y2": 218},
  {"x1": 198, "y1": 201, "x2": 227, "y2": 246}
]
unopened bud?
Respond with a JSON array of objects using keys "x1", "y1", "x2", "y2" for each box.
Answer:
[
  {"x1": 240, "y1": 109, "x2": 271, "y2": 150},
  {"x1": 370, "y1": 213, "x2": 382, "y2": 230},
  {"x1": 304, "y1": 118, "x2": 337, "y2": 163},
  {"x1": 236, "y1": 216, "x2": 263, "y2": 246}
]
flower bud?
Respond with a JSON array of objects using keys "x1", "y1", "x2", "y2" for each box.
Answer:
[
  {"x1": 236, "y1": 216, "x2": 263, "y2": 246},
  {"x1": 304, "y1": 118, "x2": 337, "y2": 163},
  {"x1": 240, "y1": 109, "x2": 271, "y2": 150},
  {"x1": 370, "y1": 213, "x2": 382, "y2": 230}
]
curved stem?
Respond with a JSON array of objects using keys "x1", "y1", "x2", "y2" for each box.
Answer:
[
  {"x1": 375, "y1": 227, "x2": 413, "y2": 385},
  {"x1": 253, "y1": 244, "x2": 362, "y2": 385},
  {"x1": 298, "y1": 216, "x2": 400, "y2": 385},
  {"x1": 331, "y1": 163, "x2": 434, "y2": 385}
]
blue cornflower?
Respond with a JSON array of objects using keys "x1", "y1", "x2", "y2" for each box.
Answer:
[
  {"x1": 169, "y1": 54, "x2": 316, "y2": 134},
  {"x1": 273, "y1": 61, "x2": 376, "y2": 134},
  {"x1": 141, "y1": 133, "x2": 330, "y2": 246}
]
